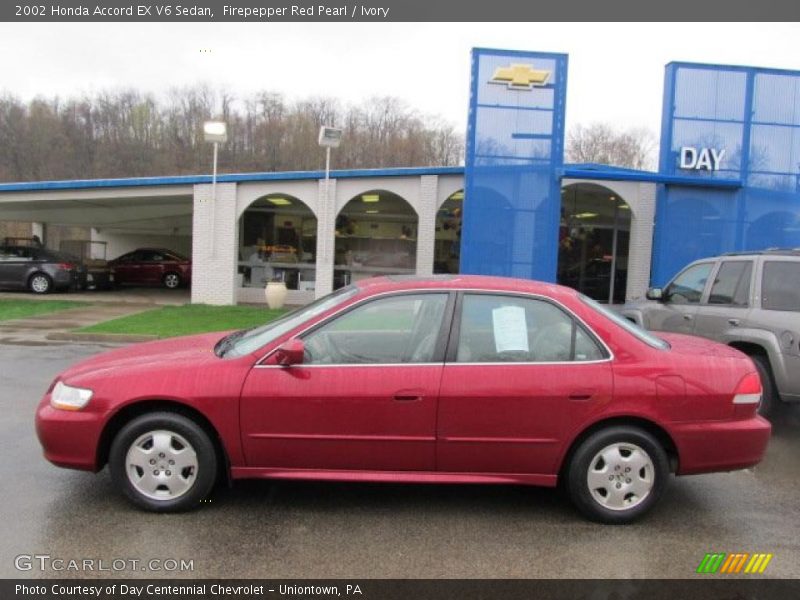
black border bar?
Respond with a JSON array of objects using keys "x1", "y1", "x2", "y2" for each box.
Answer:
[
  {"x1": 2, "y1": 0, "x2": 800, "y2": 22},
  {"x1": 4, "y1": 579, "x2": 800, "y2": 600}
]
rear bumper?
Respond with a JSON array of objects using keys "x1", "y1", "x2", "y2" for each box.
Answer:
[{"x1": 672, "y1": 416, "x2": 771, "y2": 475}]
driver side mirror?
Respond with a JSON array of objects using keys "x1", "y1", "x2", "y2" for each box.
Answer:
[
  {"x1": 646, "y1": 287, "x2": 664, "y2": 301},
  {"x1": 274, "y1": 339, "x2": 305, "y2": 366}
]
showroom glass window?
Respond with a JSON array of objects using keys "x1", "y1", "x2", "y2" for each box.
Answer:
[
  {"x1": 665, "y1": 262, "x2": 713, "y2": 304},
  {"x1": 708, "y1": 261, "x2": 753, "y2": 306},
  {"x1": 455, "y1": 294, "x2": 605, "y2": 363},
  {"x1": 303, "y1": 293, "x2": 448, "y2": 365},
  {"x1": 762, "y1": 261, "x2": 800, "y2": 311}
]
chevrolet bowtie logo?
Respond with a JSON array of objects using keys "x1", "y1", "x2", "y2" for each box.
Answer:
[{"x1": 489, "y1": 63, "x2": 550, "y2": 90}]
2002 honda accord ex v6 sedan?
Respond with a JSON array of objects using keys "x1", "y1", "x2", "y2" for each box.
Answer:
[{"x1": 36, "y1": 275, "x2": 771, "y2": 523}]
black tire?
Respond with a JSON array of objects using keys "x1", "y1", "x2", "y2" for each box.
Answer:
[
  {"x1": 109, "y1": 412, "x2": 217, "y2": 512},
  {"x1": 28, "y1": 272, "x2": 53, "y2": 294},
  {"x1": 163, "y1": 272, "x2": 182, "y2": 289},
  {"x1": 566, "y1": 426, "x2": 669, "y2": 524},
  {"x1": 751, "y1": 354, "x2": 777, "y2": 417}
]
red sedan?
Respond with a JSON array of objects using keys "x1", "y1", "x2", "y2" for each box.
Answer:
[
  {"x1": 35, "y1": 275, "x2": 770, "y2": 523},
  {"x1": 108, "y1": 248, "x2": 191, "y2": 289}
]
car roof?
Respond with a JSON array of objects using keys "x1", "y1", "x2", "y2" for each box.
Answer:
[
  {"x1": 722, "y1": 248, "x2": 800, "y2": 257},
  {"x1": 353, "y1": 274, "x2": 579, "y2": 299}
]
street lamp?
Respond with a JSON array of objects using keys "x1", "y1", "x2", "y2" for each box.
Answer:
[
  {"x1": 203, "y1": 120, "x2": 227, "y2": 258},
  {"x1": 203, "y1": 120, "x2": 227, "y2": 202},
  {"x1": 318, "y1": 126, "x2": 343, "y2": 201}
]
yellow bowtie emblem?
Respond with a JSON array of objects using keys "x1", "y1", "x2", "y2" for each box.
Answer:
[{"x1": 489, "y1": 64, "x2": 550, "y2": 90}]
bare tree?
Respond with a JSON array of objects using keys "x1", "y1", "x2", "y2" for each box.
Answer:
[
  {"x1": 566, "y1": 122, "x2": 657, "y2": 170},
  {"x1": 0, "y1": 87, "x2": 464, "y2": 182}
]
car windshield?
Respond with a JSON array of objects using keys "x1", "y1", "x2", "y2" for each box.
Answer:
[
  {"x1": 219, "y1": 285, "x2": 360, "y2": 358},
  {"x1": 580, "y1": 294, "x2": 670, "y2": 350}
]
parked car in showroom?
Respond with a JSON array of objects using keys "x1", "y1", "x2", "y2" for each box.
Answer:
[
  {"x1": 109, "y1": 248, "x2": 191, "y2": 289},
  {"x1": 35, "y1": 275, "x2": 770, "y2": 523},
  {"x1": 619, "y1": 250, "x2": 800, "y2": 414},
  {"x1": 0, "y1": 244, "x2": 86, "y2": 293}
]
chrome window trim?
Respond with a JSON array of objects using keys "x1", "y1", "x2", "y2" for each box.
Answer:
[{"x1": 254, "y1": 287, "x2": 615, "y2": 367}]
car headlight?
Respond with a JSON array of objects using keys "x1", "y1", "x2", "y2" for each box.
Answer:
[{"x1": 50, "y1": 381, "x2": 93, "y2": 411}]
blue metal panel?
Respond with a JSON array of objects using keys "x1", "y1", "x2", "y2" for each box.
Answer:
[
  {"x1": 653, "y1": 62, "x2": 800, "y2": 286},
  {"x1": 461, "y1": 48, "x2": 568, "y2": 282}
]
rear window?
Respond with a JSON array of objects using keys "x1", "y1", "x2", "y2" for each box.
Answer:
[
  {"x1": 762, "y1": 261, "x2": 800, "y2": 311},
  {"x1": 580, "y1": 295, "x2": 670, "y2": 350}
]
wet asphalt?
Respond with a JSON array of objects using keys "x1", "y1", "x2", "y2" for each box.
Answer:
[{"x1": 1, "y1": 343, "x2": 798, "y2": 579}]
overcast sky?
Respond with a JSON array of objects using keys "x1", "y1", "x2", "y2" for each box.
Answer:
[{"x1": 1, "y1": 22, "x2": 798, "y2": 136}]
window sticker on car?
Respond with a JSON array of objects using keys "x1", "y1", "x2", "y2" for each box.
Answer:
[{"x1": 492, "y1": 305, "x2": 529, "y2": 354}]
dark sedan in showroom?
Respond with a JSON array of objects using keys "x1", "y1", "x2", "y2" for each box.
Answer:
[
  {"x1": 35, "y1": 275, "x2": 770, "y2": 523},
  {"x1": 109, "y1": 248, "x2": 191, "y2": 289},
  {"x1": 0, "y1": 245, "x2": 86, "y2": 293}
]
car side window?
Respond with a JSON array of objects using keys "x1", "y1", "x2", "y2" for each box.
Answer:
[
  {"x1": 455, "y1": 294, "x2": 605, "y2": 363},
  {"x1": 762, "y1": 261, "x2": 800, "y2": 311},
  {"x1": 708, "y1": 261, "x2": 753, "y2": 306},
  {"x1": 302, "y1": 293, "x2": 449, "y2": 365},
  {"x1": 118, "y1": 252, "x2": 138, "y2": 263},
  {"x1": 665, "y1": 262, "x2": 713, "y2": 304},
  {"x1": 138, "y1": 251, "x2": 157, "y2": 261}
]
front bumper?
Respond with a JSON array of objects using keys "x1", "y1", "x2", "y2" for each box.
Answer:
[
  {"x1": 35, "y1": 399, "x2": 105, "y2": 471},
  {"x1": 672, "y1": 416, "x2": 771, "y2": 475}
]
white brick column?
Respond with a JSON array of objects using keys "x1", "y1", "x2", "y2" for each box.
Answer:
[
  {"x1": 191, "y1": 182, "x2": 238, "y2": 305},
  {"x1": 416, "y1": 175, "x2": 438, "y2": 276},
  {"x1": 626, "y1": 182, "x2": 657, "y2": 301},
  {"x1": 315, "y1": 178, "x2": 337, "y2": 298}
]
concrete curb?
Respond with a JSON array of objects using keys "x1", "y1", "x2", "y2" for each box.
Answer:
[{"x1": 46, "y1": 332, "x2": 159, "y2": 343}]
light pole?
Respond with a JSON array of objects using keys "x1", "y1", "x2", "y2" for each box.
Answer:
[
  {"x1": 318, "y1": 126, "x2": 343, "y2": 296},
  {"x1": 203, "y1": 121, "x2": 227, "y2": 201},
  {"x1": 203, "y1": 121, "x2": 227, "y2": 257},
  {"x1": 318, "y1": 125, "x2": 343, "y2": 197}
]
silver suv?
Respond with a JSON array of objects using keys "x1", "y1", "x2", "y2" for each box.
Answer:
[{"x1": 619, "y1": 250, "x2": 800, "y2": 413}]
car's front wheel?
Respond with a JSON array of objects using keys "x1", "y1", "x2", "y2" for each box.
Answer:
[
  {"x1": 751, "y1": 354, "x2": 776, "y2": 417},
  {"x1": 566, "y1": 426, "x2": 669, "y2": 524},
  {"x1": 109, "y1": 412, "x2": 217, "y2": 512}
]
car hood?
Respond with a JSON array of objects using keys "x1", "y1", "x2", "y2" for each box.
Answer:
[
  {"x1": 658, "y1": 332, "x2": 750, "y2": 360},
  {"x1": 59, "y1": 331, "x2": 232, "y2": 383}
]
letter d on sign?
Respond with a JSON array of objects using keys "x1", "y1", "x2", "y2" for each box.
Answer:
[{"x1": 680, "y1": 147, "x2": 697, "y2": 169}]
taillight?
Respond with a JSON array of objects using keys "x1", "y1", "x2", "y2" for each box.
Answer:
[
  {"x1": 57, "y1": 263, "x2": 75, "y2": 270},
  {"x1": 733, "y1": 372, "x2": 762, "y2": 405}
]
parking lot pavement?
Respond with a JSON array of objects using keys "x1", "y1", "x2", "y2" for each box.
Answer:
[
  {"x1": 2, "y1": 343, "x2": 798, "y2": 579},
  {"x1": 0, "y1": 304, "x2": 150, "y2": 346}
]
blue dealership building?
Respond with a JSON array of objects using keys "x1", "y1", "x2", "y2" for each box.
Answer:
[
  {"x1": 462, "y1": 48, "x2": 800, "y2": 302},
  {"x1": 1, "y1": 48, "x2": 799, "y2": 306}
]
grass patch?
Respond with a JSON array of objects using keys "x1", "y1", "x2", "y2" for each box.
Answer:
[
  {"x1": 0, "y1": 299, "x2": 90, "y2": 322},
  {"x1": 78, "y1": 303, "x2": 289, "y2": 338}
]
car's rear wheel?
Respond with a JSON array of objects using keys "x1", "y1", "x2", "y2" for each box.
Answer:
[
  {"x1": 109, "y1": 412, "x2": 217, "y2": 512},
  {"x1": 28, "y1": 273, "x2": 52, "y2": 294},
  {"x1": 567, "y1": 426, "x2": 668, "y2": 524},
  {"x1": 751, "y1": 354, "x2": 776, "y2": 417},
  {"x1": 163, "y1": 272, "x2": 181, "y2": 289}
]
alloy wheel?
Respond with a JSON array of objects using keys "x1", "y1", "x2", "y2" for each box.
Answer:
[
  {"x1": 586, "y1": 442, "x2": 654, "y2": 511},
  {"x1": 30, "y1": 275, "x2": 50, "y2": 293},
  {"x1": 125, "y1": 429, "x2": 198, "y2": 500}
]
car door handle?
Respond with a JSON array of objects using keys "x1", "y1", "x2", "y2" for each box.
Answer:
[
  {"x1": 728, "y1": 318, "x2": 740, "y2": 326},
  {"x1": 683, "y1": 314, "x2": 693, "y2": 321},
  {"x1": 393, "y1": 394, "x2": 423, "y2": 402},
  {"x1": 568, "y1": 391, "x2": 595, "y2": 401}
]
